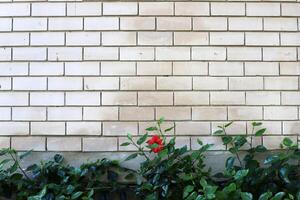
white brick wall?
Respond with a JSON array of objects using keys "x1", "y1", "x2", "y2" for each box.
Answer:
[{"x1": 0, "y1": 0, "x2": 299, "y2": 152}]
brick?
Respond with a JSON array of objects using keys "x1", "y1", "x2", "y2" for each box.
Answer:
[
  {"x1": 281, "y1": 3, "x2": 300, "y2": 16},
  {"x1": 192, "y1": 47, "x2": 226, "y2": 61},
  {"x1": 263, "y1": 136, "x2": 297, "y2": 150},
  {"x1": 245, "y1": 32, "x2": 279, "y2": 46},
  {"x1": 246, "y1": 3, "x2": 280, "y2": 16},
  {"x1": 192, "y1": 107, "x2": 227, "y2": 120},
  {"x1": 67, "y1": 2, "x2": 102, "y2": 16},
  {"x1": 228, "y1": 106, "x2": 262, "y2": 120},
  {"x1": 121, "y1": 77, "x2": 155, "y2": 90},
  {"x1": 264, "y1": 18, "x2": 297, "y2": 31},
  {"x1": 83, "y1": 107, "x2": 118, "y2": 120},
  {"x1": 212, "y1": 121, "x2": 247, "y2": 135},
  {"x1": 264, "y1": 106, "x2": 298, "y2": 120},
  {"x1": 283, "y1": 121, "x2": 300, "y2": 135},
  {"x1": 0, "y1": 3, "x2": 30, "y2": 16},
  {"x1": 31, "y1": 32, "x2": 65, "y2": 46},
  {"x1": 156, "y1": 47, "x2": 190, "y2": 61},
  {"x1": 0, "y1": 48, "x2": 11, "y2": 61},
  {"x1": 67, "y1": 122, "x2": 102, "y2": 135},
  {"x1": 139, "y1": 2, "x2": 173, "y2": 16},
  {"x1": 103, "y1": 2, "x2": 137, "y2": 15},
  {"x1": 211, "y1": 3, "x2": 245, "y2": 16},
  {"x1": 264, "y1": 77, "x2": 298, "y2": 90},
  {"x1": 247, "y1": 121, "x2": 282, "y2": 135},
  {"x1": 12, "y1": 107, "x2": 46, "y2": 121},
  {"x1": 157, "y1": 77, "x2": 192, "y2": 90},
  {"x1": 137, "y1": 62, "x2": 172, "y2": 75},
  {"x1": 47, "y1": 137, "x2": 81, "y2": 151},
  {"x1": 30, "y1": 92, "x2": 64, "y2": 106},
  {"x1": 138, "y1": 92, "x2": 173, "y2": 106},
  {"x1": 84, "y1": 47, "x2": 118, "y2": 61},
  {"x1": 48, "y1": 77, "x2": 83, "y2": 90},
  {"x1": 193, "y1": 77, "x2": 228, "y2": 90},
  {"x1": 12, "y1": 137, "x2": 45, "y2": 151},
  {"x1": 30, "y1": 62, "x2": 63, "y2": 76},
  {"x1": 31, "y1": 122, "x2": 65, "y2": 135},
  {"x1": 173, "y1": 62, "x2": 208, "y2": 75},
  {"x1": 229, "y1": 77, "x2": 264, "y2": 90},
  {"x1": 103, "y1": 122, "x2": 137, "y2": 136},
  {"x1": 120, "y1": 47, "x2": 154, "y2": 60},
  {"x1": 0, "y1": 77, "x2": 11, "y2": 90},
  {"x1": 65, "y1": 62, "x2": 100, "y2": 76},
  {"x1": 209, "y1": 62, "x2": 243, "y2": 76},
  {"x1": 0, "y1": 122, "x2": 29, "y2": 135},
  {"x1": 102, "y1": 32, "x2": 136, "y2": 46},
  {"x1": 0, "y1": 137, "x2": 10, "y2": 148},
  {"x1": 176, "y1": 122, "x2": 210, "y2": 135},
  {"x1": 14, "y1": 18, "x2": 47, "y2": 31},
  {"x1": 174, "y1": 92, "x2": 209, "y2": 105},
  {"x1": 210, "y1": 32, "x2": 244, "y2": 45},
  {"x1": 174, "y1": 32, "x2": 208, "y2": 45},
  {"x1": 13, "y1": 47, "x2": 46, "y2": 61},
  {"x1": 120, "y1": 107, "x2": 154, "y2": 120},
  {"x1": 227, "y1": 47, "x2": 261, "y2": 61},
  {"x1": 193, "y1": 17, "x2": 227, "y2": 31},
  {"x1": 0, "y1": 18, "x2": 11, "y2": 31},
  {"x1": 138, "y1": 32, "x2": 172, "y2": 46},
  {"x1": 175, "y1": 2, "x2": 209, "y2": 16},
  {"x1": 49, "y1": 17, "x2": 83, "y2": 30},
  {"x1": 156, "y1": 107, "x2": 191, "y2": 120},
  {"x1": 229, "y1": 17, "x2": 262, "y2": 31},
  {"x1": 83, "y1": 138, "x2": 117, "y2": 152},
  {"x1": 120, "y1": 17, "x2": 155, "y2": 30},
  {"x1": 191, "y1": 136, "x2": 225, "y2": 150},
  {"x1": 66, "y1": 92, "x2": 100, "y2": 106},
  {"x1": 84, "y1": 77, "x2": 119, "y2": 90},
  {"x1": 0, "y1": 33, "x2": 29, "y2": 46},
  {"x1": 0, "y1": 108, "x2": 11, "y2": 120},
  {"x1": 85, "y1": 17, "x2": 119, "y2": 30},
  {"x1": 280, "y1": 62, "x2": 300, "y2": 75},
  {"x1": 48, "y1": 107, "x2": 82, "y2": 121},
  {"x1": 13, "y1": 77, "x2": 46, "y2": 90},
  {"x1": 48, "y1": 47, "x2": 82, "y2": 61},
  {"x1": 32, "y1": 3, "x2": 66, "y2": 16},
  {"x1": 282, "y1": 92, "x2": 300, "y2": 105},
  {"x1": 211, "y1": 92, "x2": 245, "y2": 105},
  {"x1": 157, "y1": 17, "x2": 191, "y2": 30},
  {"x1": 66, "y1": 32, "x2": 100, "y2": 46},
  {"x1": 263, "y1": 48, "x2": 297, "y2": 61},
  {"x1": 281, "y1": 33, "x2": 300, "y2": 46},
  {"x1": 245, "y1": 62, "x2": 279, "y2": 76},
  {"x1": 102, "y1": 62, "x2": 135, "y2": 75},
  {"x1": 0, "y1": 92, "x2": 28, "y2": 106},
  {"x1": 246, "y1": 92, "x2": 280, "y2": 105},
  {"x1": 102, "y1": 92, "x2": 137, "y2": 105}
]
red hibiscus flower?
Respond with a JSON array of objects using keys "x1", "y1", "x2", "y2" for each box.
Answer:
[{"x1": 147, "y1": 135, "x2": 164, "y2": 153}]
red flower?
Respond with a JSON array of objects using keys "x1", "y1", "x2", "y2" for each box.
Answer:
[{"x1": 147, "y1": 135, "x2": 164, "y2": 153}]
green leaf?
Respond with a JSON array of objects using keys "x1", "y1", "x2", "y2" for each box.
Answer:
[
  {"x1": 241, "y1": 192, "x2": 253, "y2": 200},
  {"x1": 183, "y1": 185, "x2": 195, "y2": 199},
  {"x1": 255, "y1": 128, "x2": 266, "y2": 136},
  {"x1": 223, "y1": 183, "x2": 236, "y2": 194},
  {"x1": 255, "y1": 145, "x2": 267, "y2": 152},
  {"x1": 234, "y1": 169, "x2": 249, "y2": 181},
  {"x1": 164, "y1": 126, "x2": 174, "y2": 132},
  {"x1": 200, "y1": 178, "x2": 208, "y2": 188},
  {"x1": 158, "y1": 148, "x2": 168, "y2": 158},
  {"x1": 10, "y1": 161, "x2": 18, "y2": 173},
  {"x1": 225, "y1": 121, "x2": 233, "y2": 128},
  {"x1": 137, "y1": 133, "x2": 148, "y2": 145},
  {"x1": 252, "y1": 122, "x2": 262, "y2": 127},
  {"x1": 71, "y1": 192, "x2": 83, "y2": 199},
  {"x1": 146, "y1": 127, "x2": 157, "y2": 131},
  {"x1": 222, "y1": 136, "x2": 233, "y2": 145},
  {"x1": 127, "y1": 133, "x2": 133, "y2": 141},
  {"x1": 264, "y1": 155, "x2": 280, "y2": 165},
  {"x1": 19, "y1": 150, "x2": 32, "y2": 160},
  {"x1": 225, "y1": 157, "x2": 235, "y2": 170},
  {"x1": 270, "y1": 192, "x2": 285, "y2": 200},
  {"x1": 213, "y1": 130, "x2": 224, "y2": 135},
  {"x1": 258, "y1": 192, "x2": 273, "y2": 200},
  {"x1": 279, "y1": 166, "x2": 290, "y2": 184},
  {"x1": 282, "y1": 137, "x2": 293, "y2": 147},
  {"x1": 120, "y1": 142, "x2": 131, "y2": 146},
  {"x1": 124, "y1": 153, "x2": 138, "y2": 161},
  {"x1": 158, "y1": 117, "x2": 165, "y2": 125},
  {"x1": 54, "y1": 154, "x2": 64, "y2": 163}
]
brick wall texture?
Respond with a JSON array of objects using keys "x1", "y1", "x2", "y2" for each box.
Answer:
[{"x1": 0, "y1": 0, "x2": 299, "y2": 152}]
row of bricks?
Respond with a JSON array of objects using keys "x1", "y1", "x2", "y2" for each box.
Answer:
[
  {"x1": 1, "y1": 47, "x2": 300, "y2": 61},
  {"x1": 0, "y1": 76, "x2": 299, "y2": 91},
  {"x1": 0, "y1": 106, "x2": 299, "y2": 121},
  {"x1": 0, "y1": 120, "x2": 300, "y2": 136},
  {"x1": 1, "y1": 91, "x2": 300, "y2": 106},
  {"x1": 0, "y1": 2, "x2": 299, "y2": 17},
  {"x1": 0, "y1": 135, "x2": 298, "y2": 151},
  {"x1": 1, "y1": 17, "x2": 299, "y2": 32},
  {"x1": 1, "y1": 32, "x2": 300, "y2": 47},
  {"x1": 0, "y1": 62, "x2": 299, "y2": 76}
]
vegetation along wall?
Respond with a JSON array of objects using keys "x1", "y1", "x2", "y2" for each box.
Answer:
[{"x1": 0, "y1": 0, "x2": 299, "y2": 153}]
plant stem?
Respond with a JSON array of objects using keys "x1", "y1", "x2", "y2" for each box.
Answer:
[{"x1": 9, "y1": 152, "x2": 31, "y2": 180}]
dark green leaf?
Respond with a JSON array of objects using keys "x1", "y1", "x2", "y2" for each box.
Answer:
[
  {"x1": 137, "y1": 133, "x2": 148, "y2": 145},
  {"x1": 282, "y1": 137, "x2": 293, "y2": 147},
  {"x1": 183, "y1": 185, "x2": 194, "y2": 199},
  {"x1": 255, "y1": 128, "x2": 266, "y2": 136},
  {"x1": 241, "y1": 192, "x2": 253, "y2": 200},
  {"x1": 146, "y1": 127, "x2": 157, "y2": 131},
  {"x1": 225, "y1": 121, "x2": 233, "y2": 128},
  {"x1": 19, "y1": 150, "x2": 32, "y2": 160},
  {"x1": 120, "y1": 142, "x2": 131, "y2": 146},
  {"x1": 71, "y1": 192, "x2": 83, "y2": 199},
  {"x1": 270, "y1": 192, "x2": 285, "y2": 200},
  {"x1": 213, "y1": 130, "x2": 224, "y2": 135},
  {"x1": 124, "y1": 153, "x2": 138, "y2": 161}
]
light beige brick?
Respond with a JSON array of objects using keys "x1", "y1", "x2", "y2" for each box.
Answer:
[
  {"x1": 281, "y1": 33, "x2": 300, "y2": 46},
  {"x1": 102, "y1": 92, "x2": 137, "y2": 105},
  {"x1": 209, "y1": 62, "x2": 243, "y2": 76},
  {"x1": 83, "y1": 138, "x2": 117, "y2": 152},
  {"x1": 228, "y1": 47, "x2": 261, "y2": 61},
  {"x1": 246, "y1": 32, "x2": 279, "y2": 46},
  {"x1": 229, "y1": 77, "x2": 264, "y2": 90},
  {"x1": 12, "y1": 137, "x2": 45, "y2": 151},
  {"x1": 103, "y1": 2, "x2": 137, "y2": 15},
  {"x1": 280, "y1": 62, "x2": 300, "y2": 75},
  {"x1": 138, "y1": 32, "x2": 172, "y2": 46},
  {"x1": 174, "y1": 32, "x2": 208, "y2": 45},
  {"x1": 173, "y1": 62, "x2": 208, "y2": 75},
  {"x1": 156, "y1": 107, "x2": 191, "y2": 120},
  {"x1": 66, "y1": 92, "x2": 100, "y2": 106},
  {"x1": 0, "y1": 122, "x2": 29, "y2": 135},
  {"x1": 264, "y1": 18, "x2": 297, "y2": 31},
  {"x1": 67, "y1": 122, "x2": 102, "y2": 135},
  {"x1": 157, "y1": 17, "x2": 191, "y2": 30},
  {"x1": 13, "y1": 18, "x2": 47, "y2": 31},
  {"x1": 0, "y1": 108, "x2": 11, "y2": 120},
  {"x1": 0, "y1": 78, "x2": 11, "y2": 90},
  {"x1": 247, "y1": 121, "x2": 282, "y2": 135},
  {"x1": 263, "y1": 136, "x2": 297, "y2": 150},
  {"x1": 175, "y1": 2, "x2": 209, "y2": 16},
  {"x1": 0, "y1": 33, "x2": 29, "y2": 46},
  {"x1": 102, "y1": 32, "x2": 136, "y2": 46},
  {"x1": 157, "y1": 77, "x2": 192, "y2": 90},
  {"x1": 101, "y1": 62, "x2": 135, "y2": 76},
  {"x1": 246, "y1": 3, "x2": 280, "y2": 16},
  {"x1": 283, "y1": 121, "x2": 300, "y2": 135},
  {"x1": 0, "y1": 48, "x2": 11, "y2": 61},
  {"x1": 175, "y1": 92, "x2": 209, "y2": 105},
  {"x1": 192, "y1": 47, "x2": 226, "y2": 61},
  {"x1": 138, "y1": 92, "x2": 173, "y2": 106},
  {"x1": 120, "y1": 17, "x2": 155, "y2": 30},
  {"x1": 13, "y1": 47, "x2": 46, "y2": 61},
  {"x1": 31, "y1": 122, "x2": 65, "y2": 135},
  {"x1": 84, "y1": 107, "x2": 118, "y2": 120},
  {"x1": 49, "y1": 17, "x2": 83, "y2": 30},
  {"x1": 0, "y1": 3, "x2": 30, "y2": 16},
  {"x1": 65, "y1": 62, "x2": 100, "y2": 76},
  {"x1": 0, "y1": 92, "x2": 28, "y2": 106},
  {"x1": 84, "y1": 77, "x2": 119, "y2": 90},
  {"x1": 47, "y1": 137, "x2": 81, "y2": 151},
  {"x1": 13, "y1": 77, "x2": 46, "y2": 90},
  {"x1": 139, "y1": 2, "x2": 173, "y2": 16},
  {"x1": 48, "y1": 47, "x2": 82, "y2": 61},
  {"x1": 229, "y1": 17, "x2": 262, "y2": 31},
  {"x1": 191, "y1": 136, "x2": 225, "y2": 150},
  {"x1": 85, "y1": 17, "x2": 119, "y2": 30},
  {"x1": 84, "y1": 47, "x2": 118, "y2": 61},
  {"x1": 211, "y1": 3, "x2": 245, "y2": 16},
  {"x1": 281, "y1": 3, "x2": 300, "y2": 16},
  {"x1": 48, "y1": 77, "x2": 83, "y2": 90},
  {"x1": 120, "y1": 47, "x2": 154, "y2": 60},
  {"x1": 212, "y1": 121, "x2": 247, "y2": 135},
  {"x1": 246, "y1": 92, "x2": 280, "y2": 105},
  {"x1": 193, "y1": 77, "x2": 228, "y2": 90},
  {"x1": 67, "y1": 2, "x2": 102, "y2": 16},
  {"x1": 120, "y1": 77, "x2": 155, "y2": 90},
  {"x1": 156, "y1": 47, "x2": 190, "y2": 61},
  {"x1": 210, "y1": 32, "x2": 244, "y2": 45},
  {"x1": 30, "y1": 92, "x2": 64, "y2": 106},
  {"x1": 30, "y1": 62, "x2": 64, "y2": 76},
  {"x1": 245, "y1": 62, "x2": 279, "y2": 76},
  {"x1": 137, "y1": 62, "x2": 172, "y2": 75},
  {"x1": 176, "y1": 122, "x2": 210, "y2": 135},
  {"x1": 211, "y1": 92, "x2": 245, "y2": 105},
  {"x1": 264, "y1": 77, "x2": 298, "y2": 90},
  {"x1": 31, "y1": 32, "x2": 65, "y2": 46},
  {"x1": 264, "y1": 106, "x2": 298, "y2": 120},
  {"x1": 12, "y1": 107, "x2": 46, "y2": 121},
  {"x1": 228, "y1": 106, "x2": 262, "y2": 120},
  {"x1": 32, "y1": 3, "x2": 66, "y2": 16},
  {"x1": 0, "y1": 137, "x2": 10, "y2": 148},
  {"x1": 192, "y1": 107, "x2": 227, "y2": 120},
  {"x1": 282, "y1": 92, "x2": 300, "y2": 105},
  {"x1": 193, "y1": 17, "x2": 227, "y2": 31},
  {"x1": 103, "y1": 122, "x2": 137, "y2": 136},
  {"x1": 66, "y1": 32, "x2": 100, "y2": 46},
  {"x1": 48, "y1": 107, "x2": 82, "y2": 121},
  {"x1": 120, "y1": 107, "x2": 154, "y2": 120},
  {"x1": 263, "y1": 47, "x2": 297, "y2": 61},
  {"x1": 0, "y1": 18, "x2": 11, "y2": 31}
]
